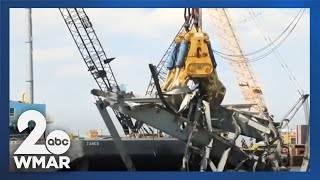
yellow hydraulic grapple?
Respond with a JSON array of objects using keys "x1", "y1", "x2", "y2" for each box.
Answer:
[{"x1": 162, "y1": 26, "x2": 226, "y2": 109}]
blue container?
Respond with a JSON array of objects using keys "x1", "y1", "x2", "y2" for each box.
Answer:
[{"x1": 9, "y1": 101, "x2": 46, "y2": 129}]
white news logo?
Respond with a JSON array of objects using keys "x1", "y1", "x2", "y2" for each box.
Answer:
[{"x1": 13, "y1": 110, "x2": 71, "y2": 169}]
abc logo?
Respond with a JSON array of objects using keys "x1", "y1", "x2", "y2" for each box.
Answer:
[
  {"x1": 47, "y1": 137, "x2": 69, "y2": 146},
  {"x1": 45, "y1": 130, "x2": 70, "y2": 155}
]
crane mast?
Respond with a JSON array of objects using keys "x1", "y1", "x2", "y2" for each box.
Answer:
[
  {"x1": 59, "y1": 8, "x2": 139, "y2": 135},
  {"x1": 207, "y1": 8, "x2": 268, "y2": 115}
]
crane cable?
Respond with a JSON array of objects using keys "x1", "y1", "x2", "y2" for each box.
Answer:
[
  {"x1": 212, "y1": 9, "x2": 305, "y2": 64},
  {"x1": 211, "y1": 8, "x2": 305, "y2": 59},
  {"x1": 248, "y1": 9, "x2": 305, "y2": 95}
]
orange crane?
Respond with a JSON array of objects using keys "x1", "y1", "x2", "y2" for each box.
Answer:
[{"x1": 207, "y1": 8, "x2": 268, "y2": 117}]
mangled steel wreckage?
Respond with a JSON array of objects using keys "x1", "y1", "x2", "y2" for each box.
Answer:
[{"x1": 90, "y1": 20, "x2": 308, "y2": 171}]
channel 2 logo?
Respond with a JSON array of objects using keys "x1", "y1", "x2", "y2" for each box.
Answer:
[{"x1": 13, "y1": 110, "x2": 71, "y2": 169}]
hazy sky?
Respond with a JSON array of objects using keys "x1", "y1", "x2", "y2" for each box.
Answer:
[{"x1": 10, "y1": 8, "x2": 310, "y2": 136}]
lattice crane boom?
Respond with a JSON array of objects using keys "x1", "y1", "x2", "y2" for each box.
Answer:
[
  {"x1": 145, "y1": 25, "x2": 185, "y2": 96},
  {"x1": 145, "y1": 8, "x2": 203, "y2": 96},
  {"x1": 207, "y1": 8, "x2": 268, "y2": 114},
  {"x1": 59, "y1": 8, "x2": 138, "y2": 134}
]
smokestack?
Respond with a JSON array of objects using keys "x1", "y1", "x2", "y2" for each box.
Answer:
[{"x1": 26, "y1": 8, "x2": 34, "y2": 103}]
